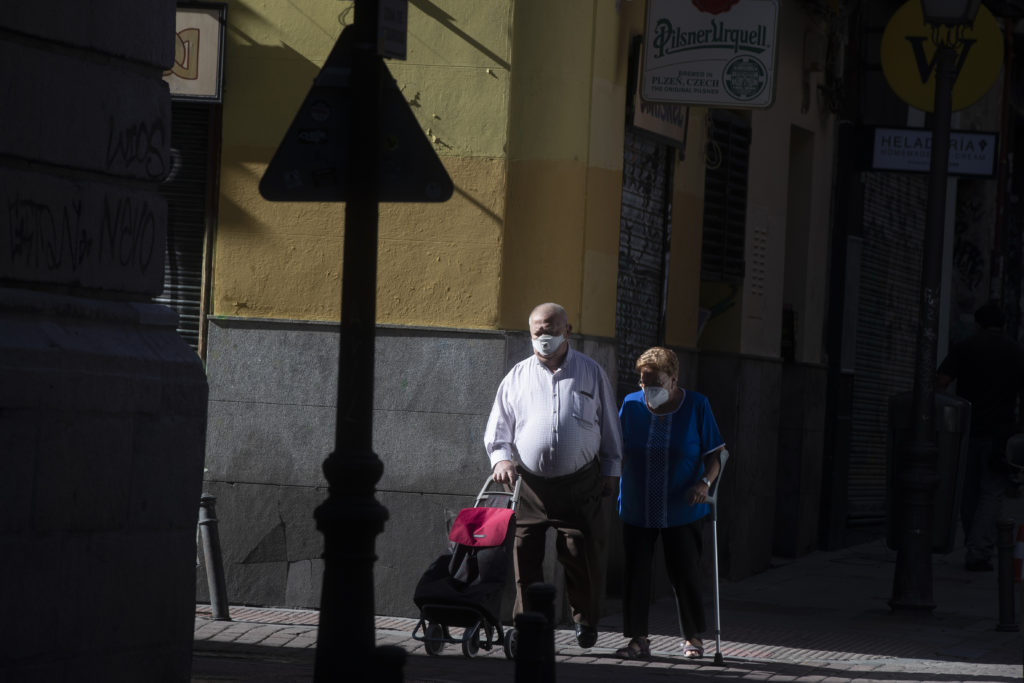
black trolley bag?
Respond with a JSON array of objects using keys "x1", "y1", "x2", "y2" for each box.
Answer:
[{"x1": 412, "y1": 475, "x2": 522, "y2": 658}]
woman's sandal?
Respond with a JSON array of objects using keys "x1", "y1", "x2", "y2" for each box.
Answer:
[
  {"x1": 615, "y1": 636, "x2": 651, "y2": 660},
  {"x1": 681, "y1": 638, "x2": 704, "y2": 659}
]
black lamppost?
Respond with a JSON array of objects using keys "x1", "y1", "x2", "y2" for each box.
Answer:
[
  {"x1": 890, "y1": 0, "x2": 981, "y2": 613},
  {"x1": 312, "y1": 1, "x2": 405, "y2": 679}
]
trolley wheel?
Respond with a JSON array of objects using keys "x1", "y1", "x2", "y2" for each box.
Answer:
[
  {"x1": 462, "y1": 625, "x2": 481, "y2": 658},
  {"x1": 424, "y1": 622, "x2": 444, "y2": 657},
  {"x1": 503, "y1": 627, "x2": 518, "y2": 660}
]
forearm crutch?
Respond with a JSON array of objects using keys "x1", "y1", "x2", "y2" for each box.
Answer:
[{"x1": 706, "y1": 449, "x2": 729, "y2": 666}]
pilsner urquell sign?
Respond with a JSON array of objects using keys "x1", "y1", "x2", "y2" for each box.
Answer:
[{"x1": 642, "y1": 0, "x2": 779, "y2": 108}]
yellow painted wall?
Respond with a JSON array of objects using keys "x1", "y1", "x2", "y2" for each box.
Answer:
[
  {"x1": 212, "y1": 0, "x2": 512, "y2": 328},
  {"x1": 214, "y1": 0, "x2": 712, "y2": 342},
  {"x1": 499, "y1": 0, "x2": 632, "y2": 337},
  {"x1": 663, "y1": 108, "x2": 709, "y2": 350}
]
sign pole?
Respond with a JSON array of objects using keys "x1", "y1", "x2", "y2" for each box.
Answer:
[{"x1": 313, "y1": 0, "x2": 405, "y2": 679}]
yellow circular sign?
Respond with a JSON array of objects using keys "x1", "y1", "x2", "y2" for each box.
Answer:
[{"x1": 881, "y1": 0, "x2": 1002, "y2": 112}]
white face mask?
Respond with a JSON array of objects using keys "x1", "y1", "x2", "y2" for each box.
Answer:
[
  {"x1": 532, "y1": 334, "x2": 564, "y2": 357},
  {"x1": 643, "y1": 385, "x2": 670, "y2": 409}
]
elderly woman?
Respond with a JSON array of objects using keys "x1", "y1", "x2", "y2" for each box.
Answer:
[{"x1": 615, "y1": 347, "x2": 725, "y2": 660}]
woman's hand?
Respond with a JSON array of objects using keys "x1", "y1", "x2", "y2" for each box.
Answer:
[{"x1": 688, "y1": 479, "x2": 710, "y2": 505}]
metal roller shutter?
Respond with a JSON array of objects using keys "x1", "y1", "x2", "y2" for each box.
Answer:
[
  {"x1": 847, "y1": 172, "x2": 927, "y2": 523},
  {"x1": 155, "y1": 102, "x2": 214, "y2": 353},
  {"x1": 615, "y1": 128, "x2": 673, "y2": 400},
  {"x1": 701, "y1": 110, "x2": 750, "y2": 284}
]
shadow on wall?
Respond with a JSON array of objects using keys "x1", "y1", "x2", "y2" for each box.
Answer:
[{"x1": 409, "y1": 0, "x2": 511, "y2": 70}]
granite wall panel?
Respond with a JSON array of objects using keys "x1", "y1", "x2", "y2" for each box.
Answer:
[{"x1": 202, "y1": 319, "x2": 619, "y2": 614}]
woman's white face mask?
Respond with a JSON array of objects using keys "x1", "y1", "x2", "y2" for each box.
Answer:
[{"x1": 643, "y1": 385, "x2": 670, "y2": 409}]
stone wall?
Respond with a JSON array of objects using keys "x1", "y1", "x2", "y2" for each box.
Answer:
[
  {"x1": 699, "y1": 352, "x2": 784, "y2": 580},
  {"x1": 775, "y1": 362, "x2": 828, "y2": 557},
  {"x1": 0, "y1": 292, "x2": 207, "y2": 680},
  {"x1": 0, "y1": 3, "x2": 208, "y2": 680},
  {"x1": 202, "y1": 321, "x2": 829, "y2": 613}
]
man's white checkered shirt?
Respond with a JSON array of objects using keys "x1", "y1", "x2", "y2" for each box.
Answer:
[{"x1": 484, "y1": 348, "x2": 623, "y2": 478}]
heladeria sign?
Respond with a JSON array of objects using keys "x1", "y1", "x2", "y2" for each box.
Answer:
[
  {"x1": 642, "y1": 0, "x2": 779, "y2": 108},
  {"x1": 871, "y1": 128, "x2": 998, "y2": 177}
]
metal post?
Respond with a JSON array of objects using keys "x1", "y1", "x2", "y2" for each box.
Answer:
[
  {"x1": 997, "y1": 520, "x2": 1017, "y2": 631},
  {"x1": 526, "y1": 582, "x2": 557, "y2": 629},
  {"x1": 514, "y1": 612, "x2": 550, "y2": 683},
  {"x1": 711, "y1": 500, "x2": 724, "y2": 665},
  {"x1": 520, "y1": 581, "x2": 561, "y2": 683},
  {"x1": 890, "y1": 42, "x2": 956, "y2": 613},
  {"x1": 313, "y1": 1, "x2": 404, "y2": 680},
  {"x1": 198, "y1": 493, "x2": 231, "y2": 621}
]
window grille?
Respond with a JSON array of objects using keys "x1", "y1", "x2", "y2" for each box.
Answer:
[{"x1": 701, "y1": 110, "x2": 751, "y2": 283}]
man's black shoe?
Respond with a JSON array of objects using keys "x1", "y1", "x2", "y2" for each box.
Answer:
[
  {"x1": 575, "y1": 624, "x2": 598, "y2": 649},
  {"x1": 965, "y1": 559, "x2": 994, "y2": 572}
]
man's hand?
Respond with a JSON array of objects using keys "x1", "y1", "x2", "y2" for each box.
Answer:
[
  {"x1": 602, "y1": 476, "x2": 619, "y2": 498},
  {"x1": 492, "y1": 460, "x2": 516, "y2": 486}
]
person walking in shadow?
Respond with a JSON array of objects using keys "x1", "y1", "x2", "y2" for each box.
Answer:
[{"x1": 937, "y1": 301, "x2": 1024, "y2": 571}]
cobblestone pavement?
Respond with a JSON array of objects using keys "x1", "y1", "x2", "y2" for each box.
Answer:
[{"x1": 194, "y1": 535, "x2": 1024, "y2": 682}]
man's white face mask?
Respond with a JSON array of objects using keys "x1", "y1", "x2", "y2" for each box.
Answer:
[
  {"x1": 532, "y1": 334, "x2": 564, "y2": 357},
  {"x1": 643, "y1": 385, "x2": 670, "y2": 409}
]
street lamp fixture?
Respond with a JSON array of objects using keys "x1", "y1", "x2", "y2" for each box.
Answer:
[
  {"x1": 920, "y1": 0, "x2": 981, "y2": 25},
  {"x1": 921, "y1": 0, "x2": 982, "y2": 52},
  {"x1": 889, "y1": 0, "x2": 980, "y2": 613}
]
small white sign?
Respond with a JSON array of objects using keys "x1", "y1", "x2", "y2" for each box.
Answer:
[
  {"x1": 378, "y1": 0, "x2": 408, "y2": 60},
  {"x1": 872, "y1": 128, "x2": 998, "y2": 177},
  {"x1": 641, "y1": 0, "x2": 779, "y2": 108},
  {"x1": 163, "y1": 4, "x2": 226, "y2": 102}
]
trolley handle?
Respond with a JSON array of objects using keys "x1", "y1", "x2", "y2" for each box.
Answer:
[{"x1": 474, "y1": 476, "x2": 522, "y2": 512}]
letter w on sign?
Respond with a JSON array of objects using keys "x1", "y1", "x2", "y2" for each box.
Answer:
[{"x1": 905, "y1": 36, "x2": 976, "y2": 84}]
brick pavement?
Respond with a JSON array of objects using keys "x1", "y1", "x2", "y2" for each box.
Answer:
[
  {"x1": 195, "y1": 484, "x2": 1024, "y2": 681},
  {"x1": 193, "y1": 533, "x2": 1024, "y2": 682}
]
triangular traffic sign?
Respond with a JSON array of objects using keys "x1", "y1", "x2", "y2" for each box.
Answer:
[{"x1": 259, "y1": 27, "x2": 453, "y2": 203}]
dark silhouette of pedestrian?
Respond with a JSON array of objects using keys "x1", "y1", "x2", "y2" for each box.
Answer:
[{"x1": 937, "y1": 301, "x2": 1024, "y2": 571}]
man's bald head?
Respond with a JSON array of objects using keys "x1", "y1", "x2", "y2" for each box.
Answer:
[{"x1": 528, "y1": 302, "x2": 568, "y2": 329}]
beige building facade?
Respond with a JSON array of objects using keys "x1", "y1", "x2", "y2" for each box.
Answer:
[{"x1": 180, "y1": 0, "x2": 844, "y2": 615}]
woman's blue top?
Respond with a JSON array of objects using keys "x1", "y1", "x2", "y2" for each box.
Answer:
[{"x1": 617, "y1": 389, "x2": 724, "y2": 528}]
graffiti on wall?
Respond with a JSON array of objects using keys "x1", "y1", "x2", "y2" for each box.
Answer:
[
  {"x1": 1, "y1": 169, "x2": 165, "y2": 294},
  {"x1": 105, "y1": 117, "x2": 169, "y2": 181},
  {"x1": 951, "y1": 179, "x2": 995, "y2": 340}
]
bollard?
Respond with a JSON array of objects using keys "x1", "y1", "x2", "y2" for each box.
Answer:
[
  {"x1": 519, "y1": 583, "x2": 556, "y2": 683},
  {"x1": 371, "y1": 645, "x2": 407, "y2": 683},
  {"x1": 996, "y1": 520, "x2": 1016, "y2": 632},
  {"x1": 199, "y1": 494, "x2": 231, "y2": 621},
  {"x1": 526, "y1": 582, "x2": 558, "y2": 629},
  {"x1": 514, "y1": 612, "x2": 549, "y2": 683}
]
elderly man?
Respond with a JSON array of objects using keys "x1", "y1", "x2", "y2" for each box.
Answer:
[{"x1": 484, "y1": 302, "x2": 622, "y2": 648}]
